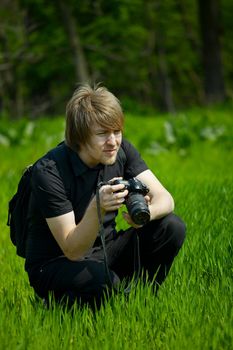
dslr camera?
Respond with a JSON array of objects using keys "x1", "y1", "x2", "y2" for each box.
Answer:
[{"x1": 111, "y1": 178, "x2": 150, "y2": 226}]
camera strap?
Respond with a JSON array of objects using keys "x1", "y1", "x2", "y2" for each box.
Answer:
[
  {"x1": 96, "y1": 185, "x2": 113, "y2": 286},
  {"x1": 96, "y1": 184, "x2": 141, "y2": 294}
]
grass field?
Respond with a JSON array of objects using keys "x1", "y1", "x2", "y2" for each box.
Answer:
[{"x1": 0, "y1": 106, "x2": 232, "y2": 349}]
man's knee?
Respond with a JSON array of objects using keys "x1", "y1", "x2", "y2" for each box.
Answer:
[{"x1": 163, "y1": 213, "x2": 186, "y2": 250}]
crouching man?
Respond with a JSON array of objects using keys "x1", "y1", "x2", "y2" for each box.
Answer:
[{"x1": 25, "y1": 84, "x2": 186, "y2": 308}]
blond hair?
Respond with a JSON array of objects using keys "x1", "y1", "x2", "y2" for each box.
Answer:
[{"x1": 65, "y1": 84, "x2": 124, "y2": 151}]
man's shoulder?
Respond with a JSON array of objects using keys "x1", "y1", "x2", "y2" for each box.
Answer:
[
  {"x1": 31, "y1": 142, "x2": 74, "y2": 193},
  {"x1": 120, "y1": 138, "x2": 148, "y2": 177},
  {"x1": 121, "y1": 138, "x2": 131, "y2": 149},
  {"x1": 35, "y1": 142, "x2": 67, "y2": 165},
  {"x1": 121, "y1": 138, "x2": 140, "y2": 158},
  {"x1": 121, "y1": 138, "x2": 138, "y2": 151},
  {"x1": 32, "y1": 142, "x2": 69, "y2": 176}
]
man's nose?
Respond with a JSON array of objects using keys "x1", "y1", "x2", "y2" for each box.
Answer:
[{"x1": 106, "y1": 132, "x2": 116, "y2": 143}]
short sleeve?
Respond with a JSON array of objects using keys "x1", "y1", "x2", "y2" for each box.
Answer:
[
  {"x1": 31, "y1": 158, "x2": 73, "y2": 218},
  {"x1": 121, "y1": 139, "x2": 148, "y2": 178}
]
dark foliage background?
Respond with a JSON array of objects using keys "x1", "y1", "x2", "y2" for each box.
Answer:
[{"x1": 0, "y1": 0, "x2": 232, "y2": 118}]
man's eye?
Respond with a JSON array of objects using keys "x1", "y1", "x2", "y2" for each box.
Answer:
[{"x1": 96, "y1": 130, "x2": 121, "y2": 136}]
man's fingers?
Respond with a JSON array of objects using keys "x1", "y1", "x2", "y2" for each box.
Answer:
[{"x1": 122, "y1": 211, "x2": 143, "y2": 229}]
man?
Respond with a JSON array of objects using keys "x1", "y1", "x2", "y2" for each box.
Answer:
[{"x1": 25, "y1": 84, "x2": 186, "y2": 308}]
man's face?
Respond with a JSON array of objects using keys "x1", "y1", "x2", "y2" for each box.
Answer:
[{"x1": 79, "y1": 124, "x2": 122, "y2": 167}]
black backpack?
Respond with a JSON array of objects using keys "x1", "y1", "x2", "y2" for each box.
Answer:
[
  {"x1": 6, "y1": 142, "x2": 74, "y2": 258},
  {"x1": 7, "y1": 165, "x2": 33, "y2": 258},
  {"x1": 7, "y1": 143, "x2": 126, "y2": 259}
]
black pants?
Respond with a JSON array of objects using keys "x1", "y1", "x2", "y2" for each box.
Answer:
[{"x1": 29, "y1": 213, "x2": 186, "y2": 308}]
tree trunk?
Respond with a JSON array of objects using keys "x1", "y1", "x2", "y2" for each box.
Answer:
[
  {"x1": 156, "y1": 43, "x2": 175, "y2": 114},
  {"x1": 198, "y1": 0, "x2": 226, "y2": 103},
  {"x1": 145, "y1": 1, "x2": 175, "y2": 113},
  {"x1": 175, "y1": 0, "x2": 205, "y2": 104},
  {"x1": 58, "y1": 0, "x2": 90, "y2": 84},
  {"x1": 0, "y1": 27, "x2": 19, "y2": 118}
]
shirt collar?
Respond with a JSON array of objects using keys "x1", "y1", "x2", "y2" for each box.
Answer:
[{"x1": 66, "y1": 144, "x2": 104, "y2": 176}]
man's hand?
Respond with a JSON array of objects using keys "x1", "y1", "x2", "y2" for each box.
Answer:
[
  {"x1": 98, "y1": 179, "x2": 128, "y2": 212},
  {"x1": 122, "y1": 211, "x2": 142, "y2": 228}
]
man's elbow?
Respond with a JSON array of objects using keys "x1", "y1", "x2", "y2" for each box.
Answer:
[
  {"x1": 169, "y1": 194, "x2": 175, "y2": 213},
  {"x1": 63, "y1": 246, "x2": 84, "y2": 261}
]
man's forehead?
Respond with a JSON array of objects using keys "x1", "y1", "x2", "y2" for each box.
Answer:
[{"x1": 91, "y1": 124, "x2": 112, "y2": 131}]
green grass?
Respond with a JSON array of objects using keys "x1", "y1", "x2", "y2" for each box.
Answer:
[{"x1": 0, "y1": 107, "x2": 232, "y2": 349}]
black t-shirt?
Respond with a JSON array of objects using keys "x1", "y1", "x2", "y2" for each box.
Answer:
[{"x1": 25, "y1": 138, "x2": 148, "y2": 271}]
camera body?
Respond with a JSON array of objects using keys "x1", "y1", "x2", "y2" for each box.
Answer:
[{"x1": 111, "y1": 178, "x2": 150, "y2": 225}]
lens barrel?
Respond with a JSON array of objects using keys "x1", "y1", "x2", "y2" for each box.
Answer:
[{"x1": 125, "y1": 193, "x2": 150, "y2": 225}]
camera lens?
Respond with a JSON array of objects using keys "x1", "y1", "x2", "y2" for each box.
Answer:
[{"x1": 125, "y1": 193, "x2": 150, "y2": 225}]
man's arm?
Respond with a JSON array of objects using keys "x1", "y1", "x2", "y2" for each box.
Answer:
[
  {"x1": 123, "y1": 169, "x2": 174, "y2": 226},
  {"x1": 46, "y1": 182, "x2": 128, "y2": 261},
  {"x1": 137, "y1": 169, "x2": 174, "y2": 220}
]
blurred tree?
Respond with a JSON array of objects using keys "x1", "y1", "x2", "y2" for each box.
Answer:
[
  {"x1": 58, "y1": 0, "x2": 90, "y2": 83},
  {"x1": 153, "y1": 1, "x2": 175, "y2": 113},
  {"x1": 175, "y1": 0, "x2": 205, "y2": 104},
  {"x1": 143, "y1": 0, "x2": 175, "y2": 113},
  {"x1": 198, "y1": 0, "x2": 226, "y2": 103},
  {"x1": 0, "y1": 0, "x2": 231, "y2": 119},
  {"x1": 0, "y1": 0, "x2": 28, "y2": 118}
]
